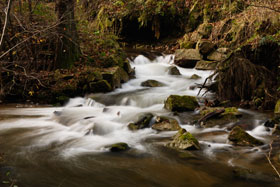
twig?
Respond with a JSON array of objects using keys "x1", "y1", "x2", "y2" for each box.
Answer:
[
  {"x1": 246, "y1": 3, "x2": 280, "y2": 13},
  {"x1": 0, "y1": 21, "x2": 60, "y2": 60},
  {"x1": 0, "y1": 0, "x2": 12, "y2": 47},
  {"x1": 265, "y1": 140, "x2": 280, "y2": 178}
]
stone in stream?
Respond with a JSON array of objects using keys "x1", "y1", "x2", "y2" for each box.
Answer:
[
  {"x1": 167, "y1": 129, "x2": 200, "y2": 150},
  {"x1": 141, "y1": 80, "x2": 165, "y2": 87},
  {"x1": 128, "y1": 113, "x2": 154, "y2": 130},
  {"x1": 228, "y1": 126, "x2": 264, "y2": 146},
  {"x1": 198, "y1": 107, "x2": 242, "y2": 128},
  {"x1": 195, "y1": 60, "x2": 217, "y2": 70},
  {"x1": 168, "y1": 66, "x2": 181, "y2": 75},
  {"x1": 174, "y1": 49, "x2": 202, "y2": 68},
  {"x1": 89, "y1": 80, "x2": 112, "y2": 93},
  {"x1": 190, "y1": 74, "x2": 201, "y2": 80},
  {"x1": 108, "y1": 142, "x2": 130, "y2": 152},
  {"x1": 152, "y1": 116, "x2": 181, "y2": 131},
  {"x1": 101, "y1": 66, "x2": 130, "y2": 89},
  {"x1": 164, "y1": 95, "x2": 199, "y2": 112}
]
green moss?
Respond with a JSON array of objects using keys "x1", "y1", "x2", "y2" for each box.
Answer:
[
  {"x1": 275, "y1": 100, "x2": 280, "y2": 114},
  {"x1": 228, "y1": 126, "x2": 263, "y2": 146},
  {"x1": 164, "y1": 95, "x2": 199, "y2": 112},
  {"x1": 179, "y1": 132, "x2": 199, "y2": 146},
  {"x1": 109, "y1": 142, "x2": 129, "y2": 152}
]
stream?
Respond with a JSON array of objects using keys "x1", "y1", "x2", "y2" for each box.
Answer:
[{"x1": 0, "y1": 54, "x2": 279, "y2": 186}]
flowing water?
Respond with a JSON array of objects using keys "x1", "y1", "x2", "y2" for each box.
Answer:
[{"x1": 0, "y1": 55, "x2": 279, "y2": 186}]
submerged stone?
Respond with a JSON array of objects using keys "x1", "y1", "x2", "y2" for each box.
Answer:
[
  {"x1": 174, "y1": 49, "x2": 202, "y2": 68},
  {"x1": 152, "y1": 116, "x2": 181, "y2": 131},
  {"x1": 190, "y1": 74, "x2": 201, "y2": 80},
  {"x1": 109, "y1": 142, "x2": 129, "y2": 152},
  {"x1": 128, "y1": 113, "x2": 153, "y2": 130},
  {"x1": 228, "y1": 126, "x2": 264, "y2": 146},
  {"x1": 164, "y1": 95, "x2": 199, "y2": 112},
  {"x1": 141, "y1": 80, "x2": 165, "y2": 87},
  {"x1": 167, "y1": 129, "x2": 200, "y2": 150}
]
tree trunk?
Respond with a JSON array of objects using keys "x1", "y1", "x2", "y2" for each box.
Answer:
[{"x1": 54, "y1": 0, "x2": 80, "y2": 69}]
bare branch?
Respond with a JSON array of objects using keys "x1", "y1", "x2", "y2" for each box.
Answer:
[{"x1": 0, "y1": 0, "x2": 12, "y2": 47}]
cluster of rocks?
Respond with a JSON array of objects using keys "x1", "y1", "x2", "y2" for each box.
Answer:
[{"x1": 174, "y1": 40, "x2": 231, "y2": 70}]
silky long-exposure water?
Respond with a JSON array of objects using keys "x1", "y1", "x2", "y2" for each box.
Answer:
[{"x1": 0, "y1": 54, "x2": 279, "y2": 186}]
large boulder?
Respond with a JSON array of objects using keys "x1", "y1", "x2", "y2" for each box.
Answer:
[
  {"x1": 89, "y1": 80, "x2": 112, "y2": 93},
  {"x1": 174, "y1": 49, "x2": 202, "y2": 68},
  {"x1": 168, "y1": 66, "x2": 181, "y2": 75},
  {"x1": 152, "y1": 116, "x2": 181, "y2": 131},
  {"x1": 167, "y1": 129, "x2": 200, "y2": 150},
  {"x1": 228, "y1": 126, "x2": 264, "y2": 146},
  {"x1": 128, "y1": 113, "x2": 153, "y2": 130},
  {"x1": 196, "y1": 40, "x2": 216, "y2": 56},
  {"x1": 102, "y1": 67, "x2": 129, "y2": 89},
  {"x1": 141, "y1": 80, "x2": 165, "y2": 87},
  {"x1": 195, "y1": 60, "x2": 218, "y2": 70},
  {"x1": 164, "y1": 95, "x2": 199, "y2": 112},
  {"x1": 207, "y1": 50, "x2": 228, "y2": 61}
]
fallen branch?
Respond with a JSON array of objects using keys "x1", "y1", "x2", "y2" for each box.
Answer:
[{"x1": 265, "y1": 140, "x2": 280, "y2": 178}]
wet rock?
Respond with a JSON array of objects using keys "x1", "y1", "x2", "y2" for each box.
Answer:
[
  {"x1": 264, "y1": 120, "x2": 275, "y2": 128},
  {"x1": 195, "y1": 60, "x2": 217, "y2": 70},
  {"x1": 207, "y1": 50, "x2": 228, "y2": 61},
  {"x1": 190, "y1": 74, "x2": 201, "y2": 80},
  {"x1": 89, "y1": 80, "x2": 112, "y2": 93},
  {"x1": 108, "y1": 142, "x2": 130, "y2": 152},
  {"x1": 102, "y1": 67, "x2": 130, "y2": 89},
  {"x1": 199, "y1": 107, "x2": 242, "y2": 128},
  {"x1": 228, "y1": 126, "x2": 264, "y2": 146},
  {"x1": 141, "y1": 80, "x2": 165, "y2": 87},
  {"x1": 174, "y1": 49, "x2": 202, "y2": 68},
  {"x1": 274, "y1": 99, "x2": 280, "y2": 115},
  {"x1": 196, "y1": 40, "x2": 216, "y2": 56},
  {"x1": 164, "y1": 95, "x2": 199, "y2": 112},
  {"x1": 199, "y1": 107, "x2": 241, "y2": 128},
  {"x1": 128, "y1": 113, "x2": 153, "y2": 130},
  {"x1": 152, "y1": 116, "x2": 181, "y2": 131},
  {"x1": 168, "y1": 66, "x2": 181, "y2": 75},
  {"x1": 167, "y1": 129, "x2": 200, "y2": 150}
]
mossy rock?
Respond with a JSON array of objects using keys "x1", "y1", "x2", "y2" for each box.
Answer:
[
  {"x1": 174, "y1": 49, "x2": 202, "y2": 68},
  {"x1": 197, "y1": 23, "x2": 213, "y2": 39},
  {"x1": 141, "y1": 80, "x2": 165, "y2": 87},
  {"x1": 108, "y1": 142, "x2": 130, "y2": 152},
  {"x1": 102, "y1": 66, "x2": 129, "y2": 89},
  {"x1": 190, "y1": 74, "x2": 201, "y2": 80},
  {"x1": 199, "y1": 107, "x2": 241, "y2": 128},
  {"x1": 228, "y1": 126, "x2": 264, "y2": 146},
  {"x1": 128, "y1": 113, "x2": 153, "y2": 131},
  {"x1": 89, "y1": 80, "x2": 112, "y2": 93},
  {"x1": 274, "y1": 99, "x2": 280, "y2": 115},
  {"x1": 167, "y1": 128, "x2": 200, "y2": 150},
  {"x1": 195, "y1": 60, "x2": 217, "y2": 70},
  {"x1": 164, "y1": 95, "x2": 199, "y2": 112},
  {"x1": 152, "y1": 116, "x2": 181, "y2": 131},
  {"x1": 168, "y1": 66, "x2": 181, "y2": 75}
]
